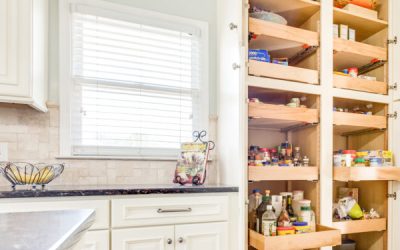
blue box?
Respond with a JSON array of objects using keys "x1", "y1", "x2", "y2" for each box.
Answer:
[{"x1": 249, "y1": 49, "x2": 270, "y2": 62}]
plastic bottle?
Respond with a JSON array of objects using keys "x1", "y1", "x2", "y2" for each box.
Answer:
[
  {"x1": 248, "y1": 189, "x2": 262, "y2": 230},
  {"x1": 261, "y1": 205, "x2": 277, "y2": 236},
  {"x1": 256, "y1": 195, "x2": 269, "y2": 233}
]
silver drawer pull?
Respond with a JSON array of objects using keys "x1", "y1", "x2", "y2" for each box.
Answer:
[{"x1": 157, "y1": 208, "x2": 192, "y2": 213}]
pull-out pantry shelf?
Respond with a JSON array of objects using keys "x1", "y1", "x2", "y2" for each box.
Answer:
[
  {"x1": 333, "y1": 218, "x2": 387, "y2": 234},
  {"x1": 333, "y1": 112, "x2": 387, "y2": 135},
  {"x1": 248, "y1": 102, "x2": 319, "y2": 130},
  {"x1": 333, "y1": 74, "x2": 387, "y2": 95},
  {"x1": 333, "y1": 167, "x2": 400, "y2": 181},
  {"x1": 248, "y1": 60, "x2": 319, "y2": 85},
  {"x1": 248, "y1": 166, "x2": 318, "y2": 181},
  {"x1": 249, "y1": 226, "x2": 341, "y2": 250}
]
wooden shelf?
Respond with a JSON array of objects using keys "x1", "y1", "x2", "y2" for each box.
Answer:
[
  {"x1": 333, "y1": 38, "x2": 387, "y2": 70},
  {"x1": 249, "y1": 17, "x2": 319, "y2": 47},
  {"x1": 248, "y1": 102, "x2": 319, "y2": 129},
  {"x1": 333, "y1": 7, "x2": 388, "y2": 41},
  {"x1": 334, "y1": 167, "x2": 400, "y2": 181},
  {"x1": 250, "y1": 0, "x2": 320, "y2": 27},
  {"x1": 333, "y1": 218, "x2": 387, "y2": 234},
  {"x1": 333, "y1": 74, "x2": 387, "y2": 95},
  {"x1": 248, "y1": 166, "x2": 318, "y2": 181},
  {"x1": 248, "y1": 60, "x2": 319, "y2": 85},
  {"x1": 249, "y1": 226, "x2": 341, "y2": 250},
  {"x1": 333, "y1": 112, "x2": 387, "y2": 135}
]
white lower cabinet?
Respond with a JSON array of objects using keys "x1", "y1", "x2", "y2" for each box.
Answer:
[
  {"x1": 112, "y1": 222, "x2": 228, "y2": 250},
  {"x1": 112, "y1": 226, "x2": 175, "y2": 250},
  {"x1": 174, "y1": 222, "x2": 228, "y2": 250},
  {"x1": 73, "y1": 230, "x2": 109, "y2": 250}
]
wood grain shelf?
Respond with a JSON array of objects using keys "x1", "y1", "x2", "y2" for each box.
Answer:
[
  {"x1": 248, "y1": 166, "x2": 318, "y2": 181},
  {"x1": 333, "y1": 218, "x2": 387, "y2": 234},
  {"x1": 249, "y1": 17, "x2": 319, "y2": 47},
  {"x1": 333, "y1": 112, "x2": 387, "y2": 135},
  {"x1": 248, "y1": 60, "x2": 319, "y2": 85},
  {"x1": 250, "y1": 0, "x2": 320, "y2": 27},
  {"x1": 248, "y1": 102, "x2": 319, "y2": 129},
  {"x1": 333, "y1": 7, "x2": 388, "y2": 41},
  {"x1": 333, "y1": 74, "x2": 387, "y2": 95},
  {"x1": 249, "y1": 226, "x2": 341, "y2": 250},
  {"x1": 333, "y1": 167, "x2": 400, "y2": 181},
  {"x1": 333, "y1": 38, "x2": 387, "y2": 70}
]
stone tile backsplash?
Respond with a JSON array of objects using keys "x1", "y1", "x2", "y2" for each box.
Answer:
[{"x1": 0, "y1": 104, "x2": 217, "y2": 186}]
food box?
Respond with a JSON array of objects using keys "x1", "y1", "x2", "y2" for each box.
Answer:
[
  {"x1": 333, "y1": 24, "x2": 339, "y2": 38},
  {"x1": 339, "y1": 24, "x2": 348, "y2": 40},
  {"x1": 249, "y1": 49, "x2": 270, "y2": 63},
  {"x1": 343, "y1": 4, "x2": 378, "y2": 19}
]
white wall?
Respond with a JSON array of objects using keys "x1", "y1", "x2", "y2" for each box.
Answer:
[{"x1": 48, "y1": 0, "x2": 218, "y2": 114}]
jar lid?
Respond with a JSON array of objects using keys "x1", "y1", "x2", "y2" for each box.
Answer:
[
  {"x1": 355, "y1": 158, "x2": 365, "y2": 163},
  {"x1": 293, "y1": 222, "x2": 308, "y2": 226},
  {"x1": 252, "y1": 189, "x2": 261, "y2": 193},
  {"x1": 260, "y1": 148, "x2": 269, "y2": 152},
  {"x1": 277, "y1": 226, "x2": 295, "y2": 230},
  {"x1": 343, "y1": 150, "x2": 356, "y2": 154},
  {"x1": 300, "y1": 206, "x2": 311, "y2": 211}
]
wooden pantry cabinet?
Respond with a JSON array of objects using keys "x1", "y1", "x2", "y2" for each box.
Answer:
[{"x1": 216, "y1": 0, "x2": 400, "y2": 249}]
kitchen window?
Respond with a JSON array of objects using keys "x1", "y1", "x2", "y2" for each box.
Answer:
[{"x1": 59, "y1": 0, "x2": 209, "y2": 158}]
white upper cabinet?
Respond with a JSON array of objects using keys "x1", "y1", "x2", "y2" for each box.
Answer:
[
  {"x1": 0, "y1": 0, "x2": 48, "y2": 111},
  {"x1": 390, "y1": 0, "x2": 400, "y2": 101}
]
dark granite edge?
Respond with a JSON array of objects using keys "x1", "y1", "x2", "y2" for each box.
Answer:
[{"x1": 0, "y1": 186, "x2": 239, "y2": 199}]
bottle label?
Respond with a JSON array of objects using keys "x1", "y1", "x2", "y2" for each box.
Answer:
[{"x1": 262, "y1": 220, "x2": 277, "y2": 236}]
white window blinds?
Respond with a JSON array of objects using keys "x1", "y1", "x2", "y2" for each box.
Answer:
[{"x1": 69, "y1": 5, "x2": 205, "y2": 157}]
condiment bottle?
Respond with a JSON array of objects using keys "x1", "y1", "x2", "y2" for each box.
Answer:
[
  {"x1": 261, "y1": 205, "x2": 277, "y2": 236},
  {"x1": 302, "y1": 156, "x2": 309, "y2": 167},
  {"x1": 256, "y1": 195, "x2": 269, "y2": 233},
  {"x1": 277, "y1": 196, "x2": 291, "y2": 227},
  {"x1": 286, "y1": 195, "x2": 296, "y2": 222},
  {"x1": 293, "y1": 147, "x2": 301, "y2": 167},
  {"x1": 248, "y1": 189, "x2": 262, "y2": 230}
]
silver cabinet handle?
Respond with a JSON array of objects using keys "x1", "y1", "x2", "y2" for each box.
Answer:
[
  {"x1": 157, "y1": 208, "x2": 192, "y2": 213},
  {"x1": 167, "y1": 238, "x2": 173, "y2": 245},
  {"x1": 178, "y1": 237, "x2": 184, "y2": 243},
  {"x1": 232, "y1": 63, "x2": 241, "y2": 70},
  {"x1": 229, "y1": 22, "x2": 238, "y2": 30}
]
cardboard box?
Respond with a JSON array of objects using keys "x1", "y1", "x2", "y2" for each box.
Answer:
[
  {"x1": 339, "y1": 24, "x2": 348, "y2": 40},
  {"x1": 343, "y1": 4, "x2": 378, "y2": 20},
  {"x1": 333, "y1": 24, "x2": 339, "y2": 38},
  {"x1": 338, "y1": 187, "x2": 359, "y2": 202}
]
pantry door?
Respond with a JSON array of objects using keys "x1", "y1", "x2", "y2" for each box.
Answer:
[
  {"x1": 390, "y1": 0, "x2": 400, "y2": 101},
  {"x1": 389, "y1": 101, "x2": 400, "y2": 250}
]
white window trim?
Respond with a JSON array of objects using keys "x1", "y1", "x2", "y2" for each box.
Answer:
[{"x1": 58, "y1": 0, "x2": 209, "y2": 159}]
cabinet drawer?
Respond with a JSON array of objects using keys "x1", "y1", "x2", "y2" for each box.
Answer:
[
  {"x1": 112, "y1": 195, "x2": 229, "y2": 228},
  {"x1": 0, "y1": 199, "x2": 109, "y2": 230},
  {"x1": 72, "y1": 230, "x2": 109, "y2": 250}
]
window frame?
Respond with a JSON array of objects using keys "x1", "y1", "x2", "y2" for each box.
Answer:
[{"x1": 59, "y1": 0, "x2": 209, "y2": 159}]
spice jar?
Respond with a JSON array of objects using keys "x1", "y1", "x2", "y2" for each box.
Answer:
[{"x1": 293, "y1": 222, "x2": 310, "y2": 234}]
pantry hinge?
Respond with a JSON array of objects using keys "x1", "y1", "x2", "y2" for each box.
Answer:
[
  {"x1": 387, "y1": 112, "x2": 398, "y2": 119},
  {"x1": 388, "y1": 36, "x2": 397, "y2": 45},
  {"x1": 244, "y1": 3, "x2": 250, "y2": 9},
  {"x1": 389, "y1": 83, "x2": 398, "y2": 90},
  {"x1": 387, "y1": 192, "x2": 397, "y2": 200}
]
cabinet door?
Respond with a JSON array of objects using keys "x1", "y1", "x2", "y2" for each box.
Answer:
[
  {"x1": 174, "y1": 222, "x2": 228, "y2": 250},
  {"x1": 0, "y1": 0, "x2": 30, "y2": 97},
  {"x1": 391, "y1": 0, "x2": 400, "y2": 101},
  {"x1": 72, "y1": 230, "x2": 109, "y2": 250},
  {"x1": 112, "y1": 226, "x2": 174, "y2": 250}
]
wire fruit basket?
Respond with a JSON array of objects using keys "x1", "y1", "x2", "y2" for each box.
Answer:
[{"x1": 0, "y1": 162, "x2": 64, "y2": 189}]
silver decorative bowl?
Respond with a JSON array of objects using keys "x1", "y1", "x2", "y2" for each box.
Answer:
[{"x1": 0, "y1": 162, "x2": 64, "y2": 188}]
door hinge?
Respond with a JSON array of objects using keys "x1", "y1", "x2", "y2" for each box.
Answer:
[
  {"x1": 389, "y1": 83, "x2": 398, "y2": 90},
  {"x1": 387, "y1": 192, "x2": 397, "y2": 200},
  {"x1": 244, "y1": 3, "x2": 250, "y2": 9},
  {"x1": 388, "y1": 36, "x2": 397, "y2": 45},
  {"x1": 387, "y1": 111, "x2": 398, "y2": 119}
]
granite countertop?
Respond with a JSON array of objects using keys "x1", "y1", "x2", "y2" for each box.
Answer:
[
  {"x1": 0, "y1": 209, "x2": 95, "y2": 250},
  {"x1": 0, "y1": 184, "x2": 239, "y2": 198}
]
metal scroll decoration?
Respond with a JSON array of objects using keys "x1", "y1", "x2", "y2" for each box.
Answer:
[
  {"x1": 192, "y1": 130, "x2": 215, "y2": 151},
  {"x1": 0, "y1": 162, "x2": 64, "y2": 189}
]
